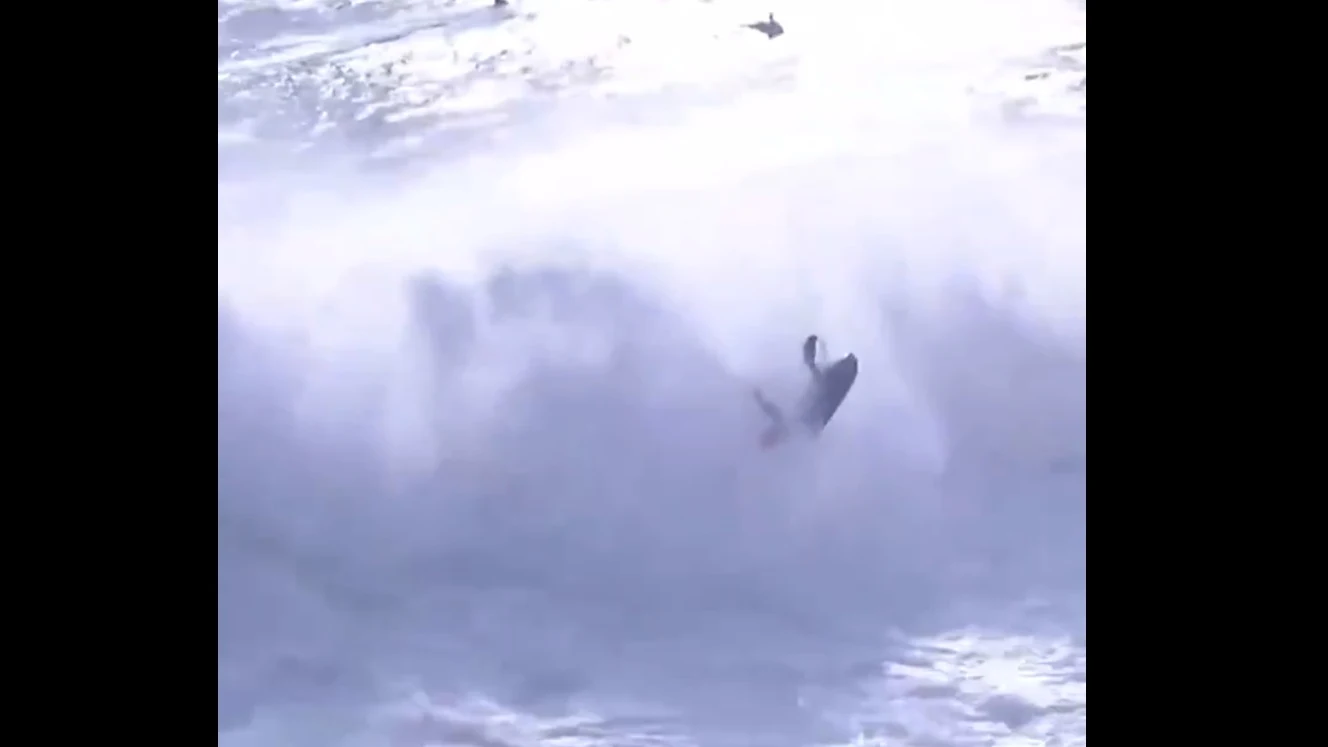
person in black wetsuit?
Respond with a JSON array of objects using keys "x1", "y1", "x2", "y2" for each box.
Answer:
[
  {"x1": 754, "y1": 335, "x2": 829, "y2": 449},
  {"x1": 745, "y1": 13, "x2": 784, "y2": 39}
]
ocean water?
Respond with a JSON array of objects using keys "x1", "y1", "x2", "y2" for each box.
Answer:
[{"x1": 217, "y1": 1, "x2": 1085, "y2": 745}]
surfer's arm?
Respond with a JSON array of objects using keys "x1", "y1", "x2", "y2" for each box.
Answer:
[
  {"x1": 753, "y1": 388, "x2": 790, "y2": 448},
  {"x1": 802, "y1": 335, "x2": 822, "y2": 380},
  {"x1": 752, "y1": 388, "x2": 784, "y2": 424}
]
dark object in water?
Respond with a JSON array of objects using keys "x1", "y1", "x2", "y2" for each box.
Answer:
[
  {"x1": 753, "y1": 335, "x2": 858, "y2": 449},
  {"x1": 812, "y1": 353, "x2": 859, "y2": 429},
  {"x1": 745, "y1": 12, "x2": 784, "y2": 39}
]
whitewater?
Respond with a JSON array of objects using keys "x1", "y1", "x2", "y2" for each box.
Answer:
[{"x1": 217, "y1": 0, "x2": 1086, "y2": 745}]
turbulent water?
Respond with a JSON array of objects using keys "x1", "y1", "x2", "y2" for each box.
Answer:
[{"x1": 217, "y1": 1, "x2": 1085, "y2": 745}]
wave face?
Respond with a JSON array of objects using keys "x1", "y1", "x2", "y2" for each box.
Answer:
[{"x1": 218, "y1": 0, "x2": 1086, "y2": 744}]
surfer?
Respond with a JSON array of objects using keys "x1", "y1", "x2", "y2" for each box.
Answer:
[
  {"x1": 744, "y1": 12, "x2": 784, "y2": 39},
  {"x1": 754, "y1": 335, "x2": 858, "y2": 449}
]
